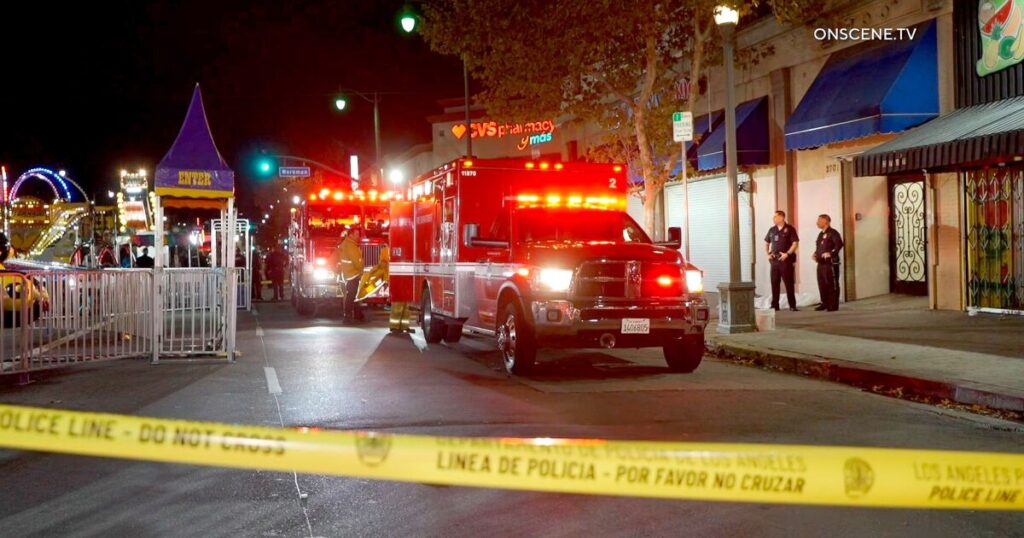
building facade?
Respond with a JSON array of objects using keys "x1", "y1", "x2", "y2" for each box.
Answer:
[
  {"x1": 654, "y1": 0, "x2": 956, "y2": 307},
  {"x1": 856, "y1": 0, "x2": 1024, "y2": 314}
]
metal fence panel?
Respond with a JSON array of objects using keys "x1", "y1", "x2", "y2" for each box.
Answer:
[{"x1": 0, "y1": 266, "x2": 238, "y2": 375}]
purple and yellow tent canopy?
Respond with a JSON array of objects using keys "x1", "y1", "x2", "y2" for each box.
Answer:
[{"x1": 155, "y1": 84, "x2": 234, "y2": 203}]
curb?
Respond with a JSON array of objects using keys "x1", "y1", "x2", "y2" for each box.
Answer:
[{"x1": 706, "y1": 339, "x2": 1024, "y2": 414}]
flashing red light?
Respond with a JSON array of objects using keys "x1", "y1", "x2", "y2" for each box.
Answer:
[
  {"x1": 539, "y1": 162, "x2": 550, "y2": 170},
  {"x1": 613, "y1": 165, "x2": 623, "y2": 173},
  {"x1": 525, "y1": 162, "x2": 535, "y2": 169},
  {"x1": 333, "y1": 191, "x2": 344, "y2": 201},
  {"x1": 308, "y1": 194, "x2": 317, "y2": 201},
  {"x1": 656, "y1": 275, "x2": 673, "y2": 287},
  {"x1": 516, "y1": 267, "x2": 530, "y2": 277},
  {"x1": 463, "y1": 160, "x2": 474, "y2": 168},
  {"x1": 554, "y1": 163, "x2": 564, "y2": 171}
]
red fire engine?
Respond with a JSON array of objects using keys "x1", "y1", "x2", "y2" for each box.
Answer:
[
  {"x1": 289, "y1": 186, "x2": 393, "y2": 316},
  {"x1": 389, "y1": 158, "x2": 709, "y2": 374}
]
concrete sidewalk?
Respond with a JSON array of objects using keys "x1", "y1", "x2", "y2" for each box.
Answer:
[{"x1": 706, "y1": 295, "x2": 1024, "y2": 414}]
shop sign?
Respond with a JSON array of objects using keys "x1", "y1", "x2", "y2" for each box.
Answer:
[
  {"x1": 977, "y1": 0, "x2": 1024, "y2": 76},
  {"x1": 450, "y1": 119, "x2": 555, "y2": 141}
]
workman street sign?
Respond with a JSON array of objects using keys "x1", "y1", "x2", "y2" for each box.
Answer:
[{"x1": 279, "y1": 166, "x2": 311, "y2": 178}]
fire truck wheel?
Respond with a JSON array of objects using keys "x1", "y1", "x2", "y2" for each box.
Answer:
[
  {"x1": 296, "y1": 298, "x2": 315, "y2": 317},
  {"x1": 420, "y1": 292, "x2": 445, "y2": 344},
  {"x1": 663, "y1": 336, "x2": 704, "y2": 373},
  {"x1": 497, "y1": 301, "x2": 537, "y2": 375}
]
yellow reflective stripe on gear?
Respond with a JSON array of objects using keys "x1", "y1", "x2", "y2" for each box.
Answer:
[{"x1": 0, "y1": 404, "x2": 1022, "y2": 510}]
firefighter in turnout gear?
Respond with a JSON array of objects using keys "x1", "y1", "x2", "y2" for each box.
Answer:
[
  {"x1": 812, "y1": 214, "x2": 844, "y2": 311},
  {"x1": 335, "y1": 227, "x2": 365, "y2": 322},
  {"x1": 764, "y1": 210, "x2": 799, "y2": 311}
]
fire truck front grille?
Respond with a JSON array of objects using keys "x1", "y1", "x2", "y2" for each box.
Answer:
[
  {"x1": 572, "y1": 260, "x2": 684, "y2": 301},
  {"x1": 361, "y1": 243, "x2": 384, "y2": 268}
]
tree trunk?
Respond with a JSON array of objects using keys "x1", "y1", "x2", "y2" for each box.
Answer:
[{"x1": 635, "y1": 34, "x2": 662, "y2": 241}]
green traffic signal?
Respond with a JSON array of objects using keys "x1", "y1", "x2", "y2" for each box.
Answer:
[
  {"x1": 334, "y1": 97, "x2": 347, "y2": 111},
  {"x1": 257, "y1": 158, "x2": 273, "y2": 175},
  {"x1": 400, "y1": 14, "x2": 416, "y2": 33}
]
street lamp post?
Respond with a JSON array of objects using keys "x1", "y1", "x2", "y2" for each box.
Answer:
[
  {"x1": 334, "y1": 91, "x2": 385, "y2": 186},
  {"x1": 398, "y1": 9, "x2": 472, "y2": 158},
  {"x1": 715, "y1": 5, "x2": 755, "y2": 334}
]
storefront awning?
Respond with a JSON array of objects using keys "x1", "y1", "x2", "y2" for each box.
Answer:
[
  {"x1": 685, "y1": 111, "x2": 723, "y2": 166},
  {"x1": 696, "y1": 97, "x2": 769, "y2": 171},
  {"x1": 784, "y1": 21, "x2": 938, "y2": 150},
  {"x1": 854, "y1": 95, "x2": 1024, "y2": 176}
]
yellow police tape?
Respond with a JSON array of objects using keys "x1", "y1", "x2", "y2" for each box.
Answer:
[{"x1": 0, "y1": 404, "x2": 1022, "y2": 510}]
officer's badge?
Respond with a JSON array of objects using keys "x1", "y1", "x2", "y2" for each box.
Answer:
[
  {"x1": 843, "y1": 457, "x2": 874, "y2": 499},
  {"x1": 355, "y1": 432, "x2": 392, "y2": 467}
]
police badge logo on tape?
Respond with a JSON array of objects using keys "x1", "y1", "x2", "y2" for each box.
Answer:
[
  {"x1": 355, "y1": 432, "x2": 392, "y2": 467},
  {"x1": 843, "y1": 458, "x2": 874, "y2": 499}
]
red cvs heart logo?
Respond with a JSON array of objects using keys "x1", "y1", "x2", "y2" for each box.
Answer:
[{"x1": 451, "y1": 124, "x2": 467, "y2": 139}]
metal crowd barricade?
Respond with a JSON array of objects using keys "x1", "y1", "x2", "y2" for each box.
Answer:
[
  {"x1": 1, "y1": 269, "x2": 155, "y2": 375},
  {"x1": 159, "y1": 267, "x2": 237, "y2": 359},
  {"x1": 0, "y1": 266, "x2": 239, "y2": 376},
  {"x1": 0, "y1": 272, "x2": 33, "y2": 376}
]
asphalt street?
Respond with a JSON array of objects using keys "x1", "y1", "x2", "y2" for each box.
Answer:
[{"x1": 0, "y1": 302, "x2": 1022, "y2": 537}]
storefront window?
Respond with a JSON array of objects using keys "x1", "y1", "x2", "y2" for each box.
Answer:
[{"x1": 965, "y1": 167, "x2": 1024, "y2": 311}]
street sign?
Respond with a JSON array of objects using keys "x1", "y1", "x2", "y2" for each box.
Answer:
[
  {"x1": 278, "y1": 166, "x2": 311, "y2": 178},
  {"x1": 672, "y1": 111, "x2": 693, "y2": 142}
]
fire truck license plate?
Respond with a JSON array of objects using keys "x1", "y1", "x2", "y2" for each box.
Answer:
[{"x1": 621, "y1": 318, "x2": 650, "y2": 334}]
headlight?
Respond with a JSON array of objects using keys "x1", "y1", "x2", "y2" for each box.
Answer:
[
  {"x1": 685, "y1": 269, "x2": 703, "y2": 294},
  {"x1": 313, "y1": 268, "x2": 334, "y2": 281},
  {"x1": 536, "y1": 268, "x2": 573, "y2": 292}
]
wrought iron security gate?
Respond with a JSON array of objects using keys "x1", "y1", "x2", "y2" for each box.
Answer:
[
  {"x1": 965, "y1": 167, "x2": 1024, "y2": 313},
  {"x1": 888, "y1": 176, "x2": 928, "y2": 295}
]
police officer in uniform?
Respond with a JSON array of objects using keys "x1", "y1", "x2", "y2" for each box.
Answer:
[
  {"x1": 764, "y1": 210, "x2": 799, "y2": 311},
  {"x1": 812, "y1": 214, "x2": 844, "y2": 311}
]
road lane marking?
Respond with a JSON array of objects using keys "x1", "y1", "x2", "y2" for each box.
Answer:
[
  {"x1": 255, "y1": 318, "x2": 314, "y2": 537},
  {"x1": 264, "y1": 367, "x2": 282, "y2": 394}
]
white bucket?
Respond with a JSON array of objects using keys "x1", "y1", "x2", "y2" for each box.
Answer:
[{"x1": 755, "y1": 309, "x2": 776, "y2": 332}]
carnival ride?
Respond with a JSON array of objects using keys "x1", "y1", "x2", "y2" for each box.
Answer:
[{"x1": 2, "y1": 166, "x2": 143, "y2": 265}]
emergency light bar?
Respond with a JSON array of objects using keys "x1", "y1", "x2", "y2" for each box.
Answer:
[
  {"x1": 511, "y1": 193, "x2": 624, "y2": 209},
  {"x1": 307, "y1": 189, "x2": 402, "y2": 202}
]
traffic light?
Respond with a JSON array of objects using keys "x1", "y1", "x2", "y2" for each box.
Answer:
[
  {"x1": 256, "y1": 157, "x2": 274, "y2": 176},
  {"x1": 398, "y1": 5, "x2": 418, "y2": 33},
  {"x1": 334, "y1": 96, "x2": 347, "y2": 111},
  {"x1": 400, "y1": 14, "x2": 416, "y2": 33}
]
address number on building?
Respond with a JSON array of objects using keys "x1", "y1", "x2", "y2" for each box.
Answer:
[{"x1": 621, "y1": 318, "x2": 650, "y2": 334}]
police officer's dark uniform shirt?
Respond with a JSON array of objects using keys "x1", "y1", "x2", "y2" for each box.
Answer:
[
  {"x1": 814, "y1": 227, "x2": 844, "y2": 311},
  {"x1": 814, "y1": 227, "x2": 843, "y2": 263},
  {"x1": 765, "y1": 224, "x2": 799, "y2": 259},
  {"x1": 764, "y1": 224, "x2": 799, "y2": 309}
]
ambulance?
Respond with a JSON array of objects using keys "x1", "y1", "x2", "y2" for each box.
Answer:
[{"x1": 389, "y1": 158, "x2": 709, "y2": 374}]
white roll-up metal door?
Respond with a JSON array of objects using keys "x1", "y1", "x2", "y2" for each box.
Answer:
[
  {"x1": 664, "y1": 182, "x2": 686, "y2": 238},
  {"x1": 685, "y1": 175, "x2": 752, "y2": 293}
]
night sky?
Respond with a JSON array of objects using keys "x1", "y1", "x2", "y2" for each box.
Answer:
[{"x1": 3, "y1": 1, "x2": 463, "y2": 215}]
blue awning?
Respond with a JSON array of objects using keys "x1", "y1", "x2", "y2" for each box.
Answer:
[
  {"x1": 784, "y1": 20, "x2": 938, "y2": 150},
  {"x1": 696, "y1": 97, "x2": 770, "y2": 171}
]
